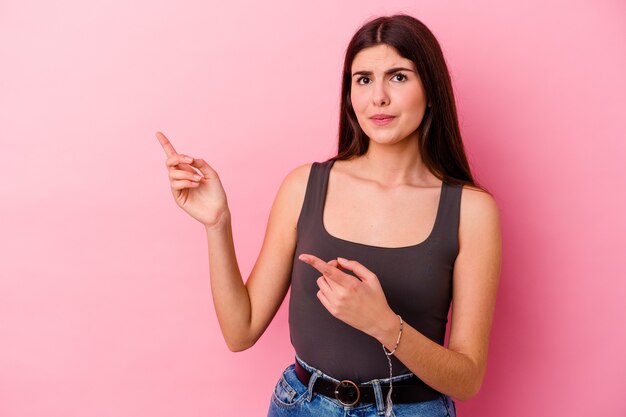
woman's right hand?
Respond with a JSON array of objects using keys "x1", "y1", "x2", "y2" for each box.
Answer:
[{"x1": 155, "y1": 131, "x2": 229, "y2": 228}]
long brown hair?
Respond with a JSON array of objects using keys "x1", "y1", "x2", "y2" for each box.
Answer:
[{"x1": 333, "y1": 13, "x2": 487, "y2": 192}]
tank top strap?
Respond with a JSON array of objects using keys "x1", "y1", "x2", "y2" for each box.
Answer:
[
  {"x1": 429, "y1": 180, "x2": 463, "y2": 253},
  {"x1": 295, "y1": 159, "x2": 333, "y2": 232}
]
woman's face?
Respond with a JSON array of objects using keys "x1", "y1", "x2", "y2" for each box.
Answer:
[{"x1": 350, "y1": 44, "x2": 428, "y2": 147}]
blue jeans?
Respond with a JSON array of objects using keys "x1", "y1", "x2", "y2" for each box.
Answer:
[{"x1": 267, "y1": 354, "x2": 457, "y2": 417}]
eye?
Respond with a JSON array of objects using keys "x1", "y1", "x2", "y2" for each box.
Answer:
[
  {"x1": 355, "y1": 72, "x2": 408, "y2": 85},
  {"x1": 393, "y1": 72, "x2": 408, "y2": 82}
]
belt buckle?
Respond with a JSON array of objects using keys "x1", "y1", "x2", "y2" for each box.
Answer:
[{"x1": 334, "y1": 380, "x2": 360, "y2": 406}]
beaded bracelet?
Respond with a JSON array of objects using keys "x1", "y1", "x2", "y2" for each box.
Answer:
[
  {"x1": 381, "y1": 314, "x2": 403, "y2": 417},
  {"x1": 382, "y1": 314, "x2": 403, "y2": 356}
]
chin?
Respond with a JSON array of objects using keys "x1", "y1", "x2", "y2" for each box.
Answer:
[
  {"x1": 367, "y1": 137, "x2": 401, "y2": 146},
  {"x1": 366, "y1": 130, "x2": 400, "y2": 140}
]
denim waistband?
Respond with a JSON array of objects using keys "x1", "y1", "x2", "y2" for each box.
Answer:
[{"x1": 294, "y1": 353, "x2": 417, "y2": 385}]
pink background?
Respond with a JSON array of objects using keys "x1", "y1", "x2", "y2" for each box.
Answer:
[{"x1": 1, "y1": 1, "x2": 625, "y2": 416}]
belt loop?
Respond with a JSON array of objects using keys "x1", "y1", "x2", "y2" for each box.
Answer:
[
  {"x1": 306, "y1": 369, "x2": 322, "y2": 402},
  {"x1": 371, "y1": 379, "x2": 386, "y2": 415}
]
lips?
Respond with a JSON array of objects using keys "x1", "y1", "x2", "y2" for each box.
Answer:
[
  {"x1": 370, "y1": 114, "x2": 395, "y2": 120},
  {"x1": 370, "y1": 116, "x2": 396, "y2": 126}
]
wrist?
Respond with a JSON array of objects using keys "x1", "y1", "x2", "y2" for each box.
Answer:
[
  {"x1": 373, "y1": 309, "x2": 401, "y2": 347},
  {"x1": 203, "y1": 208, "x2": 231, "y2": 232}
]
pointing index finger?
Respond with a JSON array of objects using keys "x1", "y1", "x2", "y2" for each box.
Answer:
[
  {"x1": 299, "y1": 254, "x2": 363, "y2": 284},
  {"x1": 155, "y1": 131, "x2": 177, "y2": 157},
  {"x1": 299, "y1": 254, "x2": 331, "y2": 273}
]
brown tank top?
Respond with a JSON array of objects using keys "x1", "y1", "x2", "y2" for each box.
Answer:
[{"x1": 288, "y1": 158, "x2": 462, "y2": 388}]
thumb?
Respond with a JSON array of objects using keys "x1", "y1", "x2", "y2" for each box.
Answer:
[
  {"x1": 336, "y1": 257, "x2": 376, "y2": 282},
  {"x1": 189, "y1": 158, "x2": 218, "y2": 179},
  {"x1": 328, "y1": 259, "x2": 339, "y2": 267}
]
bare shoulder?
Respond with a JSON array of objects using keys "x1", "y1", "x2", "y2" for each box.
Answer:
[
  {"x1": 274, "y1": 162, "x2": 314, "y2": 228},
  {"x1": 282, "y1": 162, "x2": 313, "y2": 191},
  {"x1": 459, "y1": 184, "x2": 501, "y2": 233},
  {"x1": 280, "y1": 162, "x2": 313, "y2": 204},
  {"x1": 457, "y1": 183, "x2": 502, "y2": 255}
]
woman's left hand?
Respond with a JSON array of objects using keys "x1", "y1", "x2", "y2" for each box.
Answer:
[{"x1": 298, "y1": 253, "x2": 395, "y2": 338}]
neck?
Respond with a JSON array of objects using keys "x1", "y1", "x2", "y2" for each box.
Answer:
[{"x1": 356, "y1": 138, "x2": 433, "y2": 187}]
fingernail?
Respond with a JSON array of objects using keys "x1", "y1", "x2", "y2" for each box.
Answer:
[
  {"x1": 337, "y1": 257, "x2": 348, "y2": 263},
  {"x1": 193, "y1": 174, "x2": 202, "y2": 181},
  {"x1": 298, "y1": 254, "x2": 308, "y2": 261},
  {"x1": 184, "y1": 156, "x2": 193, "y2": 163}
]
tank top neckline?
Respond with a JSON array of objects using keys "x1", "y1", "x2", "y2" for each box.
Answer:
[{"x1": 318, "y1": 158, "x2": 448, "y2": 251}]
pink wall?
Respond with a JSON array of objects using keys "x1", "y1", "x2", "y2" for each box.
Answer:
[{"x1": 1, "y1": 1, "x2": 624, "y2": 416}]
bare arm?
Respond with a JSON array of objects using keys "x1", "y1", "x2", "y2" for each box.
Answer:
[
  {"x1": 206, "y1": 163, "x2": 312, "y2": 351},
  {"x1": 155, "y1": 132, "x2": 312, "y2": 352}
]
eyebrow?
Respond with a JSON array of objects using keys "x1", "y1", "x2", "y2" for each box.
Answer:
[{"x1": 351, "y1": 67, "x2": 415, "y2": 77}]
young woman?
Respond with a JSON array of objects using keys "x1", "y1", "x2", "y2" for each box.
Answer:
[{"x1": 156, "y1": 13, "x2": 501, "y2": 417}]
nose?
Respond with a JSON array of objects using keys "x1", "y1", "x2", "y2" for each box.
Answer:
[{"x1": 372, "y1": 80, "x2": 390, "y2": 106}]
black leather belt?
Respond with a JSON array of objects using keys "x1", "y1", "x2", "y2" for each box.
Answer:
[{"x1": 294, "y1": 359, "x2": 441, "y2": 406}]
